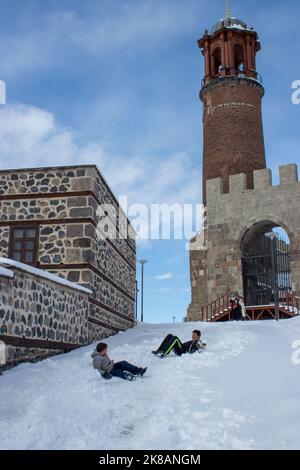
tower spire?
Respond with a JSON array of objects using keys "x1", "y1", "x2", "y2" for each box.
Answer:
[{"x1": 226, "y1": 0, "x2": 230, "y2": 17}]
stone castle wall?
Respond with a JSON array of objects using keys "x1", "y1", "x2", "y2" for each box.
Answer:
[
  {"x1": 0, "y1": 263, "x2": 90, "y2": 368},
  {"x1": 187, "y1": 164, "x2": 300, "y2": 321}
]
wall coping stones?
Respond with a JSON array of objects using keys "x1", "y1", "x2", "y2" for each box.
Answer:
[
  {"x1": 0, "y1": 266, "x2": 14, "y2": 279},
  {"x1": 0, "y1": 257, "x2": 92, "y2": 295}
]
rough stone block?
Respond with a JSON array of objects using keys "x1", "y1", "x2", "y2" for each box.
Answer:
[
  {"x1": 66, "y1": 249, "x2": 82, "y2": 263},
  {"x1": 69, "y1": 207, "x2": 93, "y2": 218},
  {"x1": 254, "y1": 168, "x2": 272, "y2": 189},
  {"x1": 67, "y1": 224, "x2": 84, "y2": 238},
  {"x1": 70, "y1": 177, "x2": 93, "y2": 192},
  {"x1": 206, "y1": 177, "x2": 224, "y2": 201},
  {"x1": 279, "y1": 164, "x2": 298, "y2": 185},
  {"x1": 229, "y1": 173, "x2": 247, "y2": 193},
  {"x1": 67, "y1": 197, "x2": 87, "y2": 208},
  {"x1": 73, "y1": 238, "x2": 92, "y2": 248}
]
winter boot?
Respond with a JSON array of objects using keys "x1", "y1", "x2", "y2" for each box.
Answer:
[
  {"x1": 138, "y1": 367, "x2": 148, "y2": 377},
  {"x1": 124, "y1": 371, "x2": 136, "y2": 381}
]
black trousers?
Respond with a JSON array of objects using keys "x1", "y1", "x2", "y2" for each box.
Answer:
[
  {"x1": 232, "y1": 308, "x2": 243, "y2": 321},
  {"x1": 157, "y1": 334, "x2": 184, "y2": 356},
  {"x1": 110, "y1": 361, "x2": 141, "y2": 379}
]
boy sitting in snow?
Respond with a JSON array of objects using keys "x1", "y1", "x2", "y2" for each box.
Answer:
[
  {"x1": 91, "y1": 342, "x2": 147, "y2": 381},
  {"x1": 152, "y1": 330, "x2": 206, "y2": 358}
]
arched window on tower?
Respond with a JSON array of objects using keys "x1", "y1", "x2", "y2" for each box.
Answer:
[
  {"x1": 234, "y1": 44, "x2": 245, "y2": 75},
  {"x1": 212, "y1": 47, "x2": 222, "y2": 76}
]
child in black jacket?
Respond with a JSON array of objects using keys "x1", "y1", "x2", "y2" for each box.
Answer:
[{"x1": 152, "y1": 330, "x2": 206, "y2": 358}]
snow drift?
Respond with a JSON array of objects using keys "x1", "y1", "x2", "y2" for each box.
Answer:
[{"x1": 0, "y1": 318, "x2": 300, "y2": 450}]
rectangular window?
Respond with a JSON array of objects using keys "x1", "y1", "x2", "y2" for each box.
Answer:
[{"x1": 9, "y1": 226, "x2": 38, "y2": 266}]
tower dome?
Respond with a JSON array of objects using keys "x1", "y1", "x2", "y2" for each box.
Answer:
[{"x1": 211, "y1": 16, "x2": 249, "y2": 35}]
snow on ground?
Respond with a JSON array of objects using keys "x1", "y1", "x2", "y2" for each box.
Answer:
[{"x1": 1, "y1": 318, "x2": 300, "y2": 450}]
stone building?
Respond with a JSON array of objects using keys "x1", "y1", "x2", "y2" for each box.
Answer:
[
  {"x1": 187, "y1": 13, "x2": 300, "y2": 321},
  {"x1": 0, "y1": 165, "x2": 136, "y2": 365}
]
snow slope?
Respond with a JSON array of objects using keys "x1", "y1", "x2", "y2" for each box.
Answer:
[{"x1": 1, "y1": 318, "x2": 300, "y2": 450}]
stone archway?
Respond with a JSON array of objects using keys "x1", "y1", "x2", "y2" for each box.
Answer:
[
  {"x1": 187, "y1": 165, "x2": 300, "y2": 321},
  {"x1": 241, "y1": 220, "x2": 292, "y2": 306}
]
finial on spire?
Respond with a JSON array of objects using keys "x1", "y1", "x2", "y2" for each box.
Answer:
[{"x1": 226, "y1": 0, "x2": 230, "y2": 17}]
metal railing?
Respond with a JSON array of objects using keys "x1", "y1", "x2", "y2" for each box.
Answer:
[
  {"x1": 280, "y1": 291, "x2": 300, "y2": 316},
  {"x1": 201, "y1": 288, "x2": 299, "y2": 323},
  {"x1": 201, "y1": 69, "x2": 263, "y2": 88},
  {"x1": 201, "y1": 291, "x2": 231, "y2": 321}
]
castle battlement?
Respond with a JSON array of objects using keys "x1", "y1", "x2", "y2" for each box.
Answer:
[{"x1": 206, "y1": 164, "x2": 299, "y2": 199}]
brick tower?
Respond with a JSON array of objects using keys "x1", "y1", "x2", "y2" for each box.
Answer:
[{"x1": 199, "y1": 9, "x2": 266, "y2": 204}]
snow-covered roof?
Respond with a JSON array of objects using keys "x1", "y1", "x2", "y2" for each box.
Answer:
[
  {"x1": 0, "y1": 266, "x2": 14, "y2": 279},
  {"x1": 0, "y1": 257, "x2": 92, "y2": 295},
  {"x1": 211, "y1": 16, "x2": 250, "y2": 34}
]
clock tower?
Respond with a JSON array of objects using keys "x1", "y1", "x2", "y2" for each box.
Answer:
[{"x1": 199, "y1": 7, "x2": 266, "y2": 204}]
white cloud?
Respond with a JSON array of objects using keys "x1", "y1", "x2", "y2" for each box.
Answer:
[
  {"x1": 0, "y1": 104, "x2": 103, "y2": 168},
  {"x1": 145, "y1": 287, "x2": 172, "y2": 293},
  {"x1": 0, "y1": 103, "x2": 200, "y2": 242},
  {"x1": 155, "y1": 273, "x2": 173, "y2": 281},
  {"x1": 153, "y1": 272, "x2": 188, "y2": 281},
  {"x1": 0, "y1": 1, "x2": 204, "y2": 78},
  {"x1": 51, "y1": 3, "x2": 197, "y2": 54},
  {"x1": 145, "y1": 286, "x2": 189, "y2": 293}
]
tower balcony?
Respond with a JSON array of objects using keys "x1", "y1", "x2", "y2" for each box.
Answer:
[{"x1": 201, "y1": 69, "x2": 263, "y2": 88}]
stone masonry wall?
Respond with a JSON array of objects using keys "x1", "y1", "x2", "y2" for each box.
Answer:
[
  {"x1": 0, "y1": 265, "x2": 90, "y2": 368},
  {"x1": 186, "y1": 237, "x2": 209, "y2": 321}
]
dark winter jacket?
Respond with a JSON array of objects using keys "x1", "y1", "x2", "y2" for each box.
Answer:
[
  {"x1": 182, "y1": 339, "x2": 206, "y2": 354},
  {"x1": 91, "y1": 350, "x2": 114, "y2": 376}
]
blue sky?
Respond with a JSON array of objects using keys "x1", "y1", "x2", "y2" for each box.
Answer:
[{"x1": 0, "y1": 0, "x2": 299, "y2": 323}]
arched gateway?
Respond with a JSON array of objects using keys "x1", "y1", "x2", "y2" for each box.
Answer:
[
  {"x1": 241, "y1": 222, "x2": 292, "y2": 308},
  {"x1": 187, "y1": 166, "x2": 300, "y2": 322}
]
